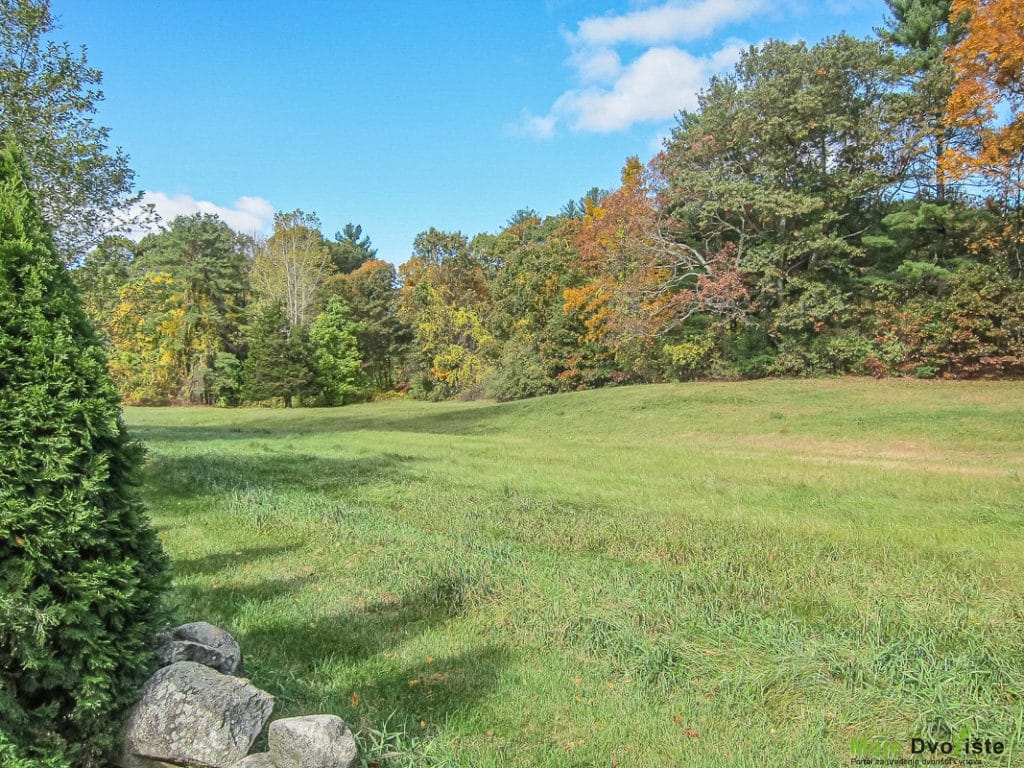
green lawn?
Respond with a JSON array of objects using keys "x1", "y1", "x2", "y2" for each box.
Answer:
[{"x1": 125, "y1": 379, "x2": 1024, "y2": 767}]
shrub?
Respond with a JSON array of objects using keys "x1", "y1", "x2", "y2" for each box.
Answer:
[
  {"x1": 0, "y1": 148, "x2": 168, "y2": 766},
  {"x1": 663, "y1": 333, "x2": 715, "y2": 380},
  {"x1": 872, "y1": 263, "x2": 1024, "y2": 378},
  {"x1": 486, "y1": 334, "x2": 556, "y2": 401}
]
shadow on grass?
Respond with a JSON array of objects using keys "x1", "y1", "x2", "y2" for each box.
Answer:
[
  {"x1": 355, "y1": 644, "x2": 510, "y2": 732},
  {"x1": 326, "y1": 405, "x2": 517, "y2": 437},
  {"x1": 141, "y1": 451, "x2": 420, "y2": 501},
  {"x1": 137, "y1": 410, "x2": 514, "y2": 746},
  {"x1": 235, "y1": 575, "x2": 483, "y2": 663},
  {"x1": 177, "y1": 571, "x2": 511, "y2": 733},
  {"x1": 171, "y1": 543, "x2": 301, "y2": 578},
  {"x1": 169, "y1": 573, "x2": 319, "y2": 629},
  {"x1": 130, "y1": 398, "x2": 544, "y2": 442}
]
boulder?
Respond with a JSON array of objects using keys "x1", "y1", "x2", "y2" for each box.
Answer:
[
  {"x1": 233, "y1": 754, "x2": 275, "y2": 768},
  {"x1": 121, "y1": 661, "x2": 274, "y2": 768},
  {"x1": 156, "y1": 621, "x2": 244, "y2": 675},
  {"x1": 268, "y1": 715, "x2": 358, "y2": 768}
]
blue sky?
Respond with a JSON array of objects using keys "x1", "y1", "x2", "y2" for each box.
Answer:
[{"x1": 54, "y1": 0, "x2": 888, "y2": 264}]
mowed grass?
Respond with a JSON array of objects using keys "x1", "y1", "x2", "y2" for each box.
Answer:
[{"x1": 125, "y1": 379, "x2": 1024, "y2": 767}]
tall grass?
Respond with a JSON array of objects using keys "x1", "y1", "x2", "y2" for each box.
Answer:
[{"x1": 126, "y1": 379, "x2": 1024, "y2": 767}]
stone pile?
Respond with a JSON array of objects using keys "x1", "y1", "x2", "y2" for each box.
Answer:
[{"x1": 119, "y1": 621, "x2": 358, "y2": 768}]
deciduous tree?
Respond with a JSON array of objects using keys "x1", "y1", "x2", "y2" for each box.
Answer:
[
  {"x1": 942, "y1": 0, "x2": 1024, "y2": 184},
  {"x1": 104, "y1": 271, "x2": 187, "y2": 404},
  {"x1": 251, "y1": 210, "x2": 335, "y2": 328},
  {"x1": 309, "y1": 296, "x2": 362, "y2": 405},
  {"x1": 69, "y1": 235, "x2": 135, "y2": 342},
  {"x1": 481, "y1": 213, "x2": 583, "y2": 398},
  {"x1": 658, "y1": 36, "x2": 901, "y2": 362},
  {"x1": 134, "y1": 214, "x2": 249, "y2": 403},
  {"x1": 0, "y1": 0, "x2": 146, "y2": 260}
]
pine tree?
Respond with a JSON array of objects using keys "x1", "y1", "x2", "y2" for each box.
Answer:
[
  {"x1": 880, "y1": 0, "x2": 968, "y2": 200},
  {"x1": 328, "y1": 223, "x2": 377, "y2": 274},
  {"x1": 0, "y1": 147, "x2": 168, "y2": 766},
  {"x1": 241, "y1": 303, "x2": 314, "y2": 407}
]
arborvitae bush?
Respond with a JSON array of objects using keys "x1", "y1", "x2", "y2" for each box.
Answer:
[{"x1": 0, "y1": 148, "x2": 168, "y2": 766}]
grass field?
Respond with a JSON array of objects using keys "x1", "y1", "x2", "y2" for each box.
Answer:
[{"x1": 124, "y1": 379, "x2": 1024, "y2": 767}]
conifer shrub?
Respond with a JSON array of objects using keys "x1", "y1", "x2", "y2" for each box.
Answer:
[{"x1": 0, "y1": 148, "x2": 168, "y2": 766}]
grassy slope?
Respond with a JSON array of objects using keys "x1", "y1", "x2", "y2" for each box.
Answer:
[{"x1": 125, "y1": 379, "x2": 1024, "y2": 767}]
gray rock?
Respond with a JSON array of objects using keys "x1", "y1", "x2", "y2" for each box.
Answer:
[
  {"x1": 233, "y1": 754, "x2": 276, "y2": 768},
  {"x1": 156, "y1": 639, "x2": 235, "y2": 676},
  {"x1": 156, "y1": 621, "x2": 244, "y2": 675},
  {"x1": 119, "y1": 758, "x2": 182, "y2": 768},
  {"x1": 121, "y1": 661, "x2": 274, "y2": 768},
  {"x1": 269, "y1": 715, "x2": 358, "y2": 768}
]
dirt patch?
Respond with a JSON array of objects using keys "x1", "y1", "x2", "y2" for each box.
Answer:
[{"x1": 740, "y1": 434, "x2": 1023, "y2": 477}]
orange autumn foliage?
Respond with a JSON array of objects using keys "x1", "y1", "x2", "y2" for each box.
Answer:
[
  {"x1": 569, "y1": 157, "x2": 675, "y2": 345},
  {"x1": 942, "y1": 0, "x2": 1024, "y2": 183}
]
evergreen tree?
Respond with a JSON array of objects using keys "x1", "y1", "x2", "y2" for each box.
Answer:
[
  {"x1": 328, "y1": 223, "x2": 377, "y2": 274},
  {"x1": 340, "y1": 260, "x2": 411, "y2": 392},
  {"x1": 880, "y1": 0, "x2": 968, "y2": 200},
  {"x1": 241, "y1": 303, "x2": 314, "y2": 407},
  {"x1": 0, "y1": 147, "x2": 168, "y2": 766},
  {"x1": 134, "y1": 214, "x2": 249, "y2": 403}
]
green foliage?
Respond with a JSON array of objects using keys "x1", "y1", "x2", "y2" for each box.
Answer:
[
  {"x1": 132, "y1": 214, "x2": 249, "y2": 404},
  {"x1": 0, "y1": 0, "x2": 144, "y2": 260},
  {"x1": 309, "y1": 297, "x2": 363, "y2": 406},
  {"x1": 328, "y1": 223, "x2": 377, "y2": 274},
  {"x1": 0, "y1": 731, "x2": 70, "y2": 768},
  {"x1": 660, "y1": 35, "x2": 900, "y2": 299},
  {"x1": 338, "y1": 260, "x2": 411, "y2": 392},
  {"x1": 0, "y1": 148, "x2": 167, "y2": 766},
  {"x1": 203, "y1": 351, "x2": 243, "y2": 407},
  {"x1": 241, "y1": 303, "x2": 315, "y2": 407},
  {"x1": 68, "y1": 236, "x2": 135, "y2": 344},
  {"x1": 480, "y1": 215, "x2": 589, "y2": 393},
  {"x1": 868, "y1": 201, "x2": 981, "y2": 269},
  {"x1": 664, "y1": 333, "x2": 716, "y2": 380},
  {"x1": 485, "y1": 333, "x2": 556, "y2": 401},
  {"x1": 880, "y1": 0, "x2": 967, "y2": 199},
  {"x1": 27, "y1": 8, "x2": 1024, "y2": 407},
  {"x1": 401, "y1": 230, "x2": 494, "y2": 400},
  {"x1": 404, "y1": 228, "x2": 486, "y2": 310}
]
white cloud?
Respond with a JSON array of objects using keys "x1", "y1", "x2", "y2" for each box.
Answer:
[
  {"x1": 571, "y1": 0, "x2": 765, "y2": 47},
  {"x1": 522, "y1": 0, "x2": 762, "y2": 137},
  {"x1": 134, "y1": 192, "x2": 275, "y2": 237},
  {"x1": 506, "y1": 109, "x2": 559, "y2": 139},
  {"x1": 569, "y1": 47, "x2": 623, "y2": 84},
  {"x1": 554, "y1": 40, "x2": 745, "y2": 133},
  {"x1": 553, "y1": 47, "x2": 702, "y2": 131}
]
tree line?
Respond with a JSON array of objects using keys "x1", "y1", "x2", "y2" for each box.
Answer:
[{"x1": 59, "y1": 0, "x2": 1024, "y2": 404}]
